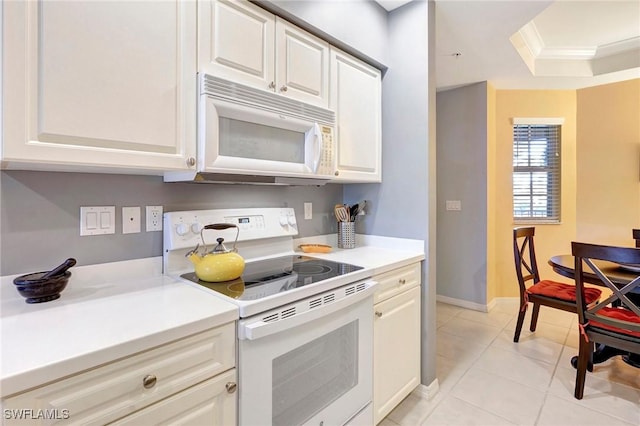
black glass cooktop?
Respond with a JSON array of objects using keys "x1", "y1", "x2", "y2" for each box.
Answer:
[{"x1": 181, "y1": 255, "x2": 363, "y2": 301}]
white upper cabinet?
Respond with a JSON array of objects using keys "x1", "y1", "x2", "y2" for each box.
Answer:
[
  {"x1": 1, "y1": 0, "x2": 197, "y2": 173},
  {"x1": 330, "y1": 48, "x2": 382, "y2": 183},
  {"x1": 199, "y1": 0, "x2": 329, "y2": 107}
]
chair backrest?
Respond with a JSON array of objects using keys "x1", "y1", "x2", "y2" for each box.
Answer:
[
  {"x1": 633, "y1": 229, "x2": 640, "y2": 248},
  {"x1": 513, "y1": 227, "x2": 541, "y2": 293},
  {"x1": 571, "y1": 242, "x2": 640, "y2": 334}
]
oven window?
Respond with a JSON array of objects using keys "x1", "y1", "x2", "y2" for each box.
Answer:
[
  {"x1": 219, "y1": 117, "x2": 305, "y2": 164},
  {"x1": 272, "y1": 320, "x2": 359, "y2": 426}
]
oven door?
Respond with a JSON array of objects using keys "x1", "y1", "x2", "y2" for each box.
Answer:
[{"x1": 237, "y1": 280, "x2": 376, "y2": 426}]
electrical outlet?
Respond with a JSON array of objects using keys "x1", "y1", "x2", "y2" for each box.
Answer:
[
  {"x1": 122, "y1": 207, "x2": 141, "y2": 234},
  {"x1": 146, "y1": 206, "x2": 163, "y2": 232},
  {"x1": 304, "y1": 202, "x2": 312, "y2": 220}
]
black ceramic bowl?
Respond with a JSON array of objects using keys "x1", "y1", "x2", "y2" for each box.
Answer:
[{"x1": 13, "y1": 271, "x2": 70, "y2": 304}]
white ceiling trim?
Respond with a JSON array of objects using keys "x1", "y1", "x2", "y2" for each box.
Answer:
[{"x1": 511, "y1": 21, "x2": 640, "y2": 78}]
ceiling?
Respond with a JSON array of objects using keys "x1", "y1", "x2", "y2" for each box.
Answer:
[{"x1": 434, "y1": 0, "x2": 640, "y2": 91}]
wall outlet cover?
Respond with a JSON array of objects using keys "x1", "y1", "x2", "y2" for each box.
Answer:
[{"x1": 146, "y1": 206, "x2": 163, "y2": 232}]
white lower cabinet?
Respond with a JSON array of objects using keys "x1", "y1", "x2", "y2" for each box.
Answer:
[
  {"x1": 373, "y1": 263, "x2": 421, "y2": 424},
  {"x1": 2, "y1": 324, "x2": 236, "y2": 425}
]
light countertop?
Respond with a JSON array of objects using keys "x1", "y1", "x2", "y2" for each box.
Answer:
[
  {"x1": 1, "y1": 234, "x2": 424, "y2": 398},
  {"x1": 0, "y1": 258, "x2": 238, "y2": 398}
]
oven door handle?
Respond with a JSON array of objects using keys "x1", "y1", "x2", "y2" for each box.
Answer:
[{"x1": 239, "y1": 280, "x2": 377, "y2": 340}]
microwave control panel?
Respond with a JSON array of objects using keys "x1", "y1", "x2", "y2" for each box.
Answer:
[{"x1": 317, "y1": 125, "x2": 335, "y2": 176}]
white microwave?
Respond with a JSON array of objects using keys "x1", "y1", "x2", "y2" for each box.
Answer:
[{"x1": 165, "y1": 74, "x2": 336, "y2": 185}]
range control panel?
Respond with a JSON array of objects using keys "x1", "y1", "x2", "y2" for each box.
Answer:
[{"x1": 163, "y1": 208, "x2": 298, "y2": 251}]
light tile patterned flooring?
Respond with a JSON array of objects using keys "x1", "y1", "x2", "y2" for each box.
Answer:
[{"x1": 382, "y1": 301, "x2": 640, "y2": 426}]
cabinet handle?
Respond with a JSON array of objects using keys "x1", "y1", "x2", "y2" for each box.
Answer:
[
  {"x1": 142, "y1": 375, "x2": 157, "y2": 389},
  {"x1": 334, "y1": 171, "x2": 340, "y2": 176},
  {"x1": 226, "y1": 382, "x2": 237, "y2": 393},
  {"x1": 280, "y1": 85, "x2": 288, "y2": 92},
  {"x1": 268, "y1": 81, "x2": 276, "y2": 90},
  {"x1": 399, "y1": 278, "x2": 406, "y2": 285},
  {"x1": 186, "y1": 157, "x2": 196, "y2": 167},
  {"x1": 375, "y1": 311, "x2": 382, "y2": 318}
]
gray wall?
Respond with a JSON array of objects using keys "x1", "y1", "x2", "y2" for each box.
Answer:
[
  {"x1": 343, "y1": 0, "x2": 437, "y2": 387},
  {"x1": 436, "y1": 82, "x2": 488, "y2": 305},
  {"x1": 0, "y1": 171, "x2": 342, "y2": 275}
]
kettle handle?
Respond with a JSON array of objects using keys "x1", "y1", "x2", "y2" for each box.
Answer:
[
  {"x1": 201, "y1": 223, "x2": 240, "y2": 251},
  {"x1": 204, "y1": 223, "x2": 237, "y2": 231}
]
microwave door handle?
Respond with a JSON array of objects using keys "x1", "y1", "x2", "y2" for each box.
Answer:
[{"x1": 312, "y1": 123, "x2": 321, "y2": 172}]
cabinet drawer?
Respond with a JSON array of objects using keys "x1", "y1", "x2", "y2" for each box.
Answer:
[
  {"x1": 373, "y1": 263, "x2": 421, "y2": 304},
  {"x1": 110, "y1": 369, "x2": 237, "y2": 426},
  {"x1": 3, "y1": 324, "x2": 235, "y2": 425}
]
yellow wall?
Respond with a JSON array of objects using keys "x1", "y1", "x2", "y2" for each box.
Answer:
[
  {"x1": 576, "y1": 79, "x2": 640, "y2": 246},
  {"x1": 493, "y1": 90, "x2": 578, "y2": 297}
]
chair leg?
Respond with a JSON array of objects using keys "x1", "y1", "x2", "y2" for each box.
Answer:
[
  {"x1": 530, "y1": 303, "x2": 541, "y2": 332},
  {"x1": 574, "y1": 336, "x2": 594, "y2": 400},
  {"x1": 514, "y1": 304, "x2": 527, "y2": 342}
]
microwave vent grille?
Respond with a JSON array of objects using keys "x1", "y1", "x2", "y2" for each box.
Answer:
[{"x1": 202, "y1": 74, "x2": 335, "y2": 126}]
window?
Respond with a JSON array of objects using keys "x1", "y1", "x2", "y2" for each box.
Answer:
[{"x1": 512, "y1": 119, "x2": 562, "y2": 222}]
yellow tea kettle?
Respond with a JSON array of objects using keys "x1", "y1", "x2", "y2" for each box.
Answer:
[{"x1": 186, "y1": 223, "x2": 245, "y2": 282}]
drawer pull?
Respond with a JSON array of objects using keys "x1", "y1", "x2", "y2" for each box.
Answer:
[
  {"x1": 375, "y1": 311, "x2": 383, "y2": 318},
  {"x1": 226, "y1": 382, "x2": 237, "y2": 393},
  {"x1": 399, "y1": 279, "x2": 406, "y2": 285},
  {"x1": 142, "y1": 375, "x2": 157, "y2": 389}
]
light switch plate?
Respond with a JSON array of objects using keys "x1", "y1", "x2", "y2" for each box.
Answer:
[
  {"x1": 80, "y1": 206, "x2": 115, "y2": 236},
  {"x1": 122, "y1": 207, "x2": 141, "y2": 234},
  {"x1": 304, "y1": 202, "x2": 312, "y2": 220},
  {"x1": 446, "y1": 200, "x2": 462, "y2": 211}
]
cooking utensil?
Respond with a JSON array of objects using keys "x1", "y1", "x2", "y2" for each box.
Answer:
[
  {"x1": 186, "y1": 223, "x2": 245, "y2": 282},
  {"x1": 334, "y1": 204, "x2": 349, "y2": 222},
  {"x1": 349, "y1": 203, "x2": 359, "y2": 221},
  {"x1": 42, "y1": 258, "x2": 77, "y2": 279}
]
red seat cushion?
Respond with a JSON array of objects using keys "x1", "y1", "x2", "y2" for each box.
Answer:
[
  {"x1": 590, "y1": 307, "x2": 640, "y2": 338},
  {"x1": 527, "y1": 280, "x2": 602, "y2": 304}
]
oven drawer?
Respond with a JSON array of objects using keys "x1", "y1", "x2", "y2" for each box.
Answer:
[
  {"x1": 373, "y1": 263, "x2": 421, "y2": 304},
  {"x1": 2, "y1": 324, "x2": 235, "y2": 425}
]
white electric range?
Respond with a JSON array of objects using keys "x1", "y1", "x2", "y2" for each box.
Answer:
[{"x1": 163, "y1": 208, "x2": 376, "y2": 426}]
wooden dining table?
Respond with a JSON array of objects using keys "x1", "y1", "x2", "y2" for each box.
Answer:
[{"x1": 548, "y1": 255, "x2": 640, "y2": 368}]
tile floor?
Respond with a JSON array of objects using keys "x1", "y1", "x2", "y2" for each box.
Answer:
[{"x1": 382, "y1": 300, "x2": 640, "y2": 426}]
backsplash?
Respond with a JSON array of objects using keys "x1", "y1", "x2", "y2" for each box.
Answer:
[{"x1": 0, "y1": 170, "x2": 343, "y2": 275}]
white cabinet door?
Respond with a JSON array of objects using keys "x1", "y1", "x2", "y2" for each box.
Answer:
[
  {"x1": 373, "y1": 286, "x2": 421, "y2": 424},
  {"x1": 200, "y1": 1, "x2": 329, "y2": 106},
  {"x1": 330, "y1": 48, "x2": 382, "y2": 183},
  {"x1": 275, "y1": 18, "x2": 329, "y2": 107},
  {"x1": 199, "y1": 0, "x2": 275, "y2": 91},
  {"x1": 1, "y1": 0, "x2": 197, "y2": 173},
  {"x1": 111, "y1": 369, "x2": 237, "y2": 426}
]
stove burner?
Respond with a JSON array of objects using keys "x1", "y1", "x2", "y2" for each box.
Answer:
[{"x1": 293, "y1": 263, "x2": 332, "y2": 275}]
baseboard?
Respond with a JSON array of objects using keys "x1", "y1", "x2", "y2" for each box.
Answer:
[
  {"x1": 436, "y1": 294, "x2": 490, "y2": 312},
  {"x1": 411, "y1": 380, "x2": 439, "y2": 401}
]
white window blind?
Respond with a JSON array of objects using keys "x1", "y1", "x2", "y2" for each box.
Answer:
[{"x1": 512, "y1": 123, "x2": 561, "y2": 222}]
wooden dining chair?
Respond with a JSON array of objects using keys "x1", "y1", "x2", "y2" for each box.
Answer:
[
  {"x1": 633, "y1": 229, "x2": 640, "y2": 248},
  {"x1": 571, "y1": 242, "x2": 640, "y2": 399},
  {"x1": 512, "y1": 227, "x2": 602, "y2": 342}
]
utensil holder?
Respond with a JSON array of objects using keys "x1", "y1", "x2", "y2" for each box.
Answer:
[{"x1": 337, "y1": 222, "x2": 355, "y2": 249}]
